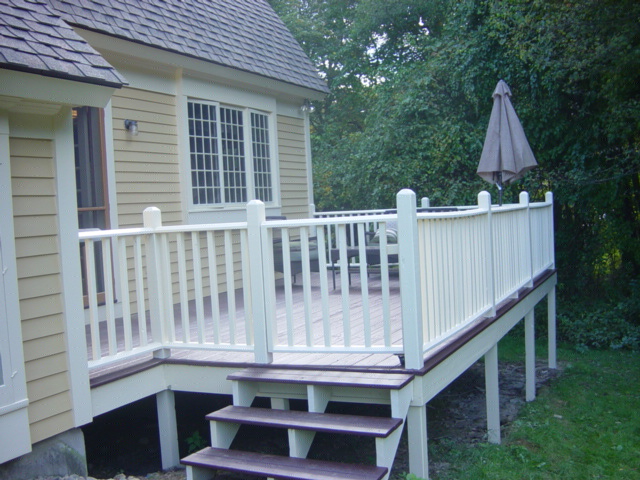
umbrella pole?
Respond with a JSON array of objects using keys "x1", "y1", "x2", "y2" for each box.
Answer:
[{"x1": 497, "y1": 173, "x2": 503, "y2": 206}]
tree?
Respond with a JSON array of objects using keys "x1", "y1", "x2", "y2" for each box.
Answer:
[{"x1": 271, "y1": 0, "x2": 640, "y2": 316}]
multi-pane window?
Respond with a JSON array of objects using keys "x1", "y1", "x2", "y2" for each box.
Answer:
[
  {"x1": 251, "y1": 112, "x2": 273, "y2": 203},
  {"x1": 189, "y1": 102, "x2": 220, "y2": 204},
  {"x1": 220, "y1": 107, "x2": 246, "y2": 203},
  {"x1": 188, "y1": 100, "x2": 273, "y2": 206}
]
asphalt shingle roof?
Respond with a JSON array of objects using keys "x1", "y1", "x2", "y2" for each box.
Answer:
[
  {"x1": 48, "y1": 0, "x2": 329, "y2": 94},
  {"x1": 0, "y1": 0, "x2": 127, "y2": 87}
]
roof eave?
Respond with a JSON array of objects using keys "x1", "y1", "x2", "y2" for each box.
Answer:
[
  {"x1": 66, "y1": 23, "x2": 328, "y2": 96},
  {"x1": 1, "y1": 63, "x2": 126, "y2": 90}
]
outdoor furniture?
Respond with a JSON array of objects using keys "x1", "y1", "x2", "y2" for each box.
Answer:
[
  {"x1": 272, "y1": 238, "x2": 320, "y2": 283},
  {"x1": 330, "y1": 225, "x2": 399, "y2": 289},
  {"x1": 269, "y1": 216, "x2": 321, "y2": 284},
  {"x1": 328, "y1": 207, "x2": 459, "y2": 288}
]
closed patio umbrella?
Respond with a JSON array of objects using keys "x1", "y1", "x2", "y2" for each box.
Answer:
[{"x1": 477, "y1": 80, "x2": 537, "y2": 205}]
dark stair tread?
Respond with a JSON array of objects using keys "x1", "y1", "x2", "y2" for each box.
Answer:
[
  {"x1": 207, "y1": 405, "x2": 402, "y2": 437},
  {"x1": 227, "y1": 368, "x2": 413, "y2": 389},
  {"x1": 182, "y1": 447, "x2": 388, "y2": 480}
]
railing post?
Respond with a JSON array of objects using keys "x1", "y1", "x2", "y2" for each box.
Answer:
[
  {"x1": 478, "y1": 191, "x2": 496, "y2": 317},
  {"x1": 520, "y1": 191, "x2": 534, "y2": 288},
  {"x1": 397, "y1": 189, "x2": 423, "y2": 370},
  {"x1": 247, "y1": 200, "x2": 272, "y2": 364},
  {"x1": 546, "y1": 192, "x2": 556, "y2": 269},
  {"x1": 421, "y1": 197, "x2": 430, "y2": 208},
  {"x1": 144, "y1": 207, "x2": 170, "y2": 358}
]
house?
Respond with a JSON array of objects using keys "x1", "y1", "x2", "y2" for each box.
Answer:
[
  {"x1": 0, "y1": 1, "x2": 558, "y2": 479},
  {"x1": 0, "y1": 0, "x2": 328, "y2": 476}
]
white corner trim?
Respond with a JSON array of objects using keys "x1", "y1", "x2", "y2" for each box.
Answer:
[
  {"x1": 303, "y1": 111, "x2": 314, "y2": 208},
  {"x1": 53, "y1": 110, "x2": 93, "y2": 427}
]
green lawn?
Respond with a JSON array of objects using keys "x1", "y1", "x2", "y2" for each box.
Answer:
[{"x1": 414, "y1": 335, "x2": 640, "y2": 480}]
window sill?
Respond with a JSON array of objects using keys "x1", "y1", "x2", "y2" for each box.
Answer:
[{"x1": 187, "y1": 204, "x2": 282, "y2": 225}]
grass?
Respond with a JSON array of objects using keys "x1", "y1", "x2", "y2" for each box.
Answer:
[{"x1": 419, "y1": 331, "x2": 640, "y2": 480}]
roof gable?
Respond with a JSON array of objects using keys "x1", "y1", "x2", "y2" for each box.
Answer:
[
  {"x1": 0, "y1": 0, "x2": 126, "y2": 87},
  {"x1": 48, "y1": 0, "x2": 329, "y2": 94}
]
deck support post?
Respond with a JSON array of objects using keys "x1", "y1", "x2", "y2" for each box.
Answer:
[
  {"x1": 397, "y1": 189, "x2": 424, "y2": 370},
  {"x1": 156, "y1": 389, "x2": 180, "y2": 469},
  {"x1": 407, "y1": 405, "x2": 429, "y2": 479},
  {"x1": 525, "y1": 309, "x2": 536, "y2": 401},
  {"x1": 484, "y1": 344, "x2": 501, "y2": 444},
  {"x1": 546, "y1": 191, "x2": 557, "y2": 370},
  {"x1": 548, "y1": 286, "x2": 557, "y2": 369}
]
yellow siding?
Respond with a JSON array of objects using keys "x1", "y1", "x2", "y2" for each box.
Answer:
[
  {"x1": 111, "y1": 87, "x2": 183, "y2": 228},
  {"x1": 10, "y1": 137, "x2": 73, "y2": 442},
  {"x1": 30, "y1": 410, "x2": 75, "y2": 444},
  {"x1": 277, "y1": 115, "x2": 310, "y2": 219},
  {"x1": 24, "y1": 353, "x2": 68, "y2": 383}
]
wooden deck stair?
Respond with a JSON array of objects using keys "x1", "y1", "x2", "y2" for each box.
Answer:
[{"x1": 181, "y1": 368, "x2": 415, "y2": 480}]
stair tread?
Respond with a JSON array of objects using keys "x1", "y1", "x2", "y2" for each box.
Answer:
[
  {"x1": 182, "y1": 447, "x2": 388, "y2": 480},
  {"x1": 227, "y1": 368, "x2": 413, "y2": 389},
  {"x1": 207, "y1": 406, "x2": 402, "y2": 437}
]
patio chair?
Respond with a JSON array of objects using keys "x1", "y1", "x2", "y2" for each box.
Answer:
[{"x1": 269, "y1": 216, "x2": 320, "y2": 284}]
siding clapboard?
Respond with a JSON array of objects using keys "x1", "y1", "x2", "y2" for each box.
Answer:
[
  {"x1": 277, "y1": 115, "x2": 310, "y2": 219},
  {"x1": 10, "y1": 137, "x2": 73, "y2": 444},
  {"x1": 111, "y1": 88, "x2": 189, "y2": 309},
  {"x1": 111, "y1": 87, "x2": 183, "y2": 228}
]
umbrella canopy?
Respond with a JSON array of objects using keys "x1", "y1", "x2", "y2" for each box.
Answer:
[{"x1": 477, "y1": 80, "x2": 537, "y2": 203}]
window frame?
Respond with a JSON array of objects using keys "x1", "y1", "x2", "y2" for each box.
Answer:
[
  {"x1": 186, "y1": 98, "x2": 277, "y2": 212},
  {"x1": 72, "y1": 106, "x2": 112, "y2": 306}
]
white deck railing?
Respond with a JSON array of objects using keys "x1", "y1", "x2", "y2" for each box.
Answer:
[{"x1": 78, "y1": 190, "x2": 554, "y2": 370}]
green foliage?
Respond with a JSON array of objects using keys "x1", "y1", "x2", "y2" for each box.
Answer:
[
  {"x1": 399, "y1": 474, "x2": 425, "y2": 480},
  {"x1": 559, "y1": 288, "x2": 640, "y2": 351},
  {"x1": 271, "y1": 0, "x2": 640, "y2": 345},
  {"x1": 185, "y1": 430, "x2": 207, "y2": 454}
]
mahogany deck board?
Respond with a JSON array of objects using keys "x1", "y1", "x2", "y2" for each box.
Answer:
[
  {"x1": 182, "y1": 447, "x2": 388, "y2": 480},
  {"x1": 206, "y1": 406, "x2": 403, "y2": 437}
]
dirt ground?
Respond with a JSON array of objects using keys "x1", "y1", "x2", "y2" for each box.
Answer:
[
  {"x1": 390, "y1": 360, "x2": 562, "y2": 479},
  {"x1": 85, "y1": 360, "x2": 562, "y2": 480}
]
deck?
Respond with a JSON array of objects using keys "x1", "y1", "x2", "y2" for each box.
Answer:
[
  {"x1": 82, "y1": 190, "x2": 556, "y2": 382},
  {"x1": 80, "y1": 190, "x2": 557, "y2": 479}
]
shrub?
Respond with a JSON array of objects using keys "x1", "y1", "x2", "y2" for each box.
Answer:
[{"x1": 558, "y1": 299, "x2": 640, "y2": 351}]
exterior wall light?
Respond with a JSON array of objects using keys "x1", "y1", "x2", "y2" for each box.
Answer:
[
  {"x1": 300, "y1": 99, "x2": 315, "y2": 114},
  {"x1": 124, "y1": 119, "x2": 138, "y2": 136}
]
